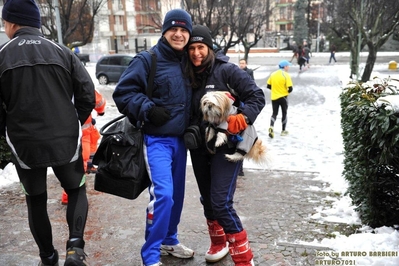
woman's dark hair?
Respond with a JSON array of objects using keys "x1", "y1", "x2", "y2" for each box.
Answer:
[{"x1": 186, "y1": 48, "x2": 215, "y2": 89}]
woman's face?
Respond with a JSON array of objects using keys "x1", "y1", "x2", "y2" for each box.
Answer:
[{"x1": 188, "y1": 42, "x2": 209, "y2": 67}]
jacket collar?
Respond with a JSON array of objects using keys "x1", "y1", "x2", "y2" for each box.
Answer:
[{"x1": 13, "y1": 27, "x2": 43, "y2": 38}]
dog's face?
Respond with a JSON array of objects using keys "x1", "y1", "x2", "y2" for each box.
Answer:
[{"x1": 200, "y1": 91, "x2": 232, "y2": 125}]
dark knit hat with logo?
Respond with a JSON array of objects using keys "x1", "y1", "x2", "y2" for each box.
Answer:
[
  {"x1": 188, "y1": 25, "x2": 213, "y2": 49},
  {"x1": 2, "y1": 0, "x2": 41, "y2": 28},
  {"x1": 162, "y1": 9, "x2": 192, "y2": 35}
]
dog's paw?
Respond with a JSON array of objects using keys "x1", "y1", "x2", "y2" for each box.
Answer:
[
  {"x1": 225, "y1": 153, "x2": 244, "y2": 162},
  {"x1": 215, "y1": 132, "x2": 228, "y2": 147}
]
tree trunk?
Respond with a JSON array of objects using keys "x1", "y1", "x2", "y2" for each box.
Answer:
[
  {"x1": 349, "y1": 45, "x2": 358, "y2": 79},
  {"x1": 361, "y1": 44, "x2": 377, "y2": 82}
]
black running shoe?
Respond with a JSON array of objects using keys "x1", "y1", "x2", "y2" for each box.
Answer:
[
  {"x1": 38, "y1": 250, "x2": 59, "y2": 266},
  {"x1": 65, "y1": 247, "x2": 88, "y2": 266}
]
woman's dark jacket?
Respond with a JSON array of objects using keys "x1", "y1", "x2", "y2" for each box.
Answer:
[{"x1": 191, "y1": 51, "x2": 265, "y2": 127}]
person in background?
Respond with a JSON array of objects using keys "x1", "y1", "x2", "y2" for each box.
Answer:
[
  {"x1": 238, "y1": 58, "x2": 255, "y2": 177},
  {"x1": 296, "y1": 45, "x2": 307, "y2": 71},
  {"x1": 72, "y1": 46, "x2": 80, "y2": 54},
  {"x1": 239, "y1": 58, "x2": 254, "y2": 80},
  {"x1": 303, "y1": 40, "x2": 311, "y2": 51},
  {"x1": 113, "y1": 9, "x2": 194, "y2": 266},
  {"x1": 186, "y1": 25, "x2": 265, "y2": 265},
  {"x1": 61, "y1": 89, "x2": 106, "y2": 204},
  {"x1": 329, "y1": 44, "x2": 337, "y2": 64},
  {"x1": 267, "y1": 60, "x2": 293, "y2": 138},
  {"x1": 303, "y1": 44, "x2": 311, "y2": 68},
  {"x1": 319, "y1": 36, "x2": 325, "y2": 52},
  {"x1": 0, "y1": 0, "x2": 95, "y2": 265},
  {"x1": 290, "y1": 41, "x2": 298, "y2": 63}
]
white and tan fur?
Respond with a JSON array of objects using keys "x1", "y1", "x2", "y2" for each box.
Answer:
[{"x1": 200, "y1": 91, "x2": 267, "y2": 164}]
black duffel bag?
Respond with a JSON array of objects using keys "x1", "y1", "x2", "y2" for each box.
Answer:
[{"x1": 92, "y1": 115, "x2": 150, "y2": 200}]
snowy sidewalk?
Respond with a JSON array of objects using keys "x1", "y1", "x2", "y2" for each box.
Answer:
[{"x1": 0, "y1": 166, "x2": 342, "y2": 265}]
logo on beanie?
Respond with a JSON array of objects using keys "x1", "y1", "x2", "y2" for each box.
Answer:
[
  {"x1": 190, "y1": 36, "x2": 204, "y2": 43},
  {"x1": 172, "y1": 20, "x2": 187, "y2": 27}
]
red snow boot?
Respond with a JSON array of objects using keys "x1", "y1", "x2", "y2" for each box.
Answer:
[
  {"x1": 205, "y1": 220, "x2": 229, "y2": 262},
  {"x1": 226, "y1": 229, "x2": 254, "y2": 266}
]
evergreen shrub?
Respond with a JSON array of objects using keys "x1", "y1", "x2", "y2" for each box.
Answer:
[{"x1": 340, "y1": 77, "x2": 399, "y2": 227}]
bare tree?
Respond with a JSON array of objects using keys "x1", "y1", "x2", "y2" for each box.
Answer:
[
  {"x1": 38, "y1": 0, "x2": 107, "y2": 47},
  {"x1": 326, "y1": 0, "x2": 399, "y2": 82},
  {"x1": 184, "y1": 0, "x2": 270, "y2": 61},
  {"x1": 238, "y1": 0, "x2": 268, "y2": 62}
]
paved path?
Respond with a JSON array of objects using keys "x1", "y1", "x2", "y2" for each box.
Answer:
[
  {"x1": 2, "y1": 53, "x2": 396, "y2": 266},
  {"x1": 0, "y1": 166, "x2": 352, "y2": 266}
]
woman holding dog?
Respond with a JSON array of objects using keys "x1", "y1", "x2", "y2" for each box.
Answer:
[{"x1": 186, "y1": 25, "x2": 265, "y2": 265}]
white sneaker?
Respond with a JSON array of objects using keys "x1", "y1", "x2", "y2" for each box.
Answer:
[
  {"x1": 160, "y1": 243, "x2": 194, "y2": 258},
  {"x1": 147, "y1": 263, "x2": 162, "y2": 266},
  {"x1": 281, "y1": 130, "x2": 289, "y2": 136}
]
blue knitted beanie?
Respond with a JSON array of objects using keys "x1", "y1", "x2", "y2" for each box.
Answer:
[
  {"x1": 162, "y1": 9, "x2": 192, "y2": 35},
  {"x1": 2, "y1": 0, "x2": 41, "y2": 28}
]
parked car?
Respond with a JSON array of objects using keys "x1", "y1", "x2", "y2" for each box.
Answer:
[
  {"x1": 76, "y1": 53, "x2": 90, "y2": 66},
  {"x1": 95, "y1": 54, "x2": 134, "y2": 85}
]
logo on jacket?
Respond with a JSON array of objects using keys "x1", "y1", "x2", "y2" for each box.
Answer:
[
  {"x1": 205, "y1": 85, "x2": 215, "y2": 89},
  {"x1": 18, "y1": 39, "x2": 41, "y2": 46}
]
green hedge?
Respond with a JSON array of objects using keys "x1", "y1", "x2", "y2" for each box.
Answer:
[{"x1": 340, "y1": 77, "x2": 399, "y2": 227}]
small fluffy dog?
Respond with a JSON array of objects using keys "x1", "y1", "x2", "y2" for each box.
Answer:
[{"x1": 200, "y1": 91, "x2": 267, "y2": 164}]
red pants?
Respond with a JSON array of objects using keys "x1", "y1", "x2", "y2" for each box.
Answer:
[{"x1": 82, "y1": 125, "x2": 101, "y2": 171}]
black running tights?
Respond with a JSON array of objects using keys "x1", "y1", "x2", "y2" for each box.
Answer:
[{"x1": 26, "y1": 185, "x2": 88, "y2": 257}]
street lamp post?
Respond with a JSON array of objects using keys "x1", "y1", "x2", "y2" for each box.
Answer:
[
  {"x1": 277, "y1": 32, "x2": 281, "y2": 51},
  {"x1": 316, "y1": 3, "x2": 321, "y2": 53},
  {"x1": 54, "y1": 0, "x2": 63, "y2": 45}
]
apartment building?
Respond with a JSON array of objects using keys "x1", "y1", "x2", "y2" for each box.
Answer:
[
  {"x1": 0, "y1": 0, "x2": 325, "y2": 54},
  {"x1": 270, "y1": 0, "x2": 296, "y2": 33},
  {"x1": 90, "y1": 0, "x2": 164, "y2": 55}
]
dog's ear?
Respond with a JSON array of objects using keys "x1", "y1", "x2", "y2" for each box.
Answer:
[{"x1": 221, "y1": 93, "x2": 232, "y2": 120}]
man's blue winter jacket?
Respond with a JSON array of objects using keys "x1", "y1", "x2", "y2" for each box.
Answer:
[{"x1": 113, "y1": 37, "x2": 192, "y2": 136}]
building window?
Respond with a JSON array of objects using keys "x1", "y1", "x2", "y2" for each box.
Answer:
[{"x1": 280, "y1": 7, "x2": 286, "y2": 20}]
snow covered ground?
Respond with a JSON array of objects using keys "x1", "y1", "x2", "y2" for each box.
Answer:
[{"x1": 1, "y1": 58, "x2": 399, "y2": 265}]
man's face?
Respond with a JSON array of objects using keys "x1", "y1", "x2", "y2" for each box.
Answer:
[
  {"x1": 239, "y1": 60, "x2": 247, "y2": 69},
  {"x1": 163, "y1": 27, "x2": 190, "y2": 51},
  {"x1": 188, "y1": 42, "x2": 209, "y2": 67}
]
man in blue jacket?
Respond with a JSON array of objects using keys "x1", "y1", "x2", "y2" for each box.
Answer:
[{"x1": 113, "y1": 9, "x2": 194, "y2": 266}]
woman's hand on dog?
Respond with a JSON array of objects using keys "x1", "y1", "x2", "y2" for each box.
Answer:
[{"x1": 227, "y1": 113, "x2": 248, "y2": 134}]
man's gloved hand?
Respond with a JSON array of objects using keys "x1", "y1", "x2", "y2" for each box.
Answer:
[
  {"x1": 227, "y1": 114, "x2": 248, "y2": 134},
  {"x1": 148, "y1": 106, "x2": 171, "y2": 127}
]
